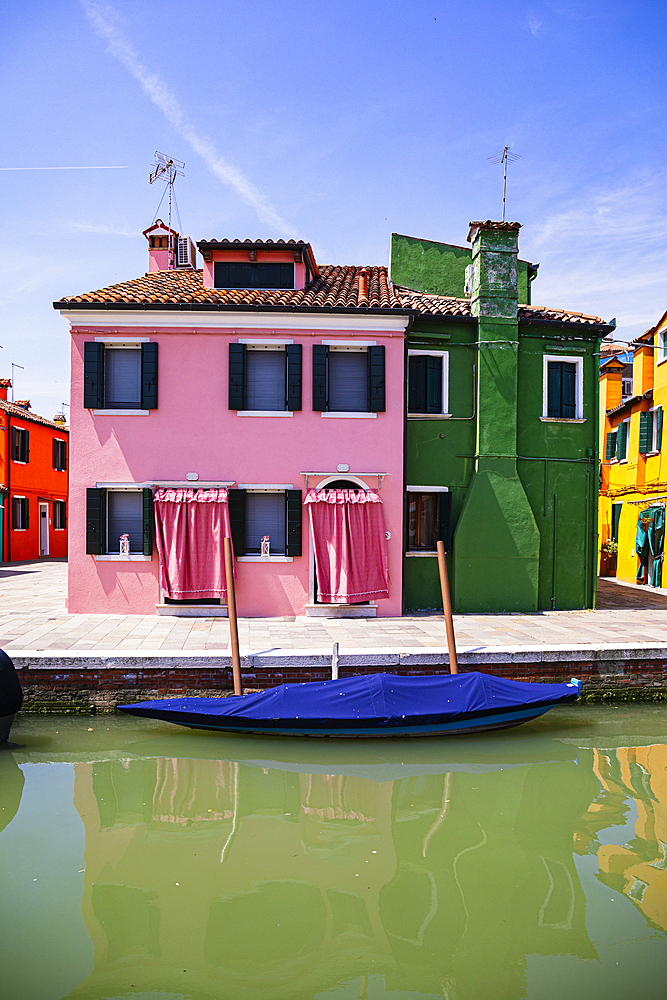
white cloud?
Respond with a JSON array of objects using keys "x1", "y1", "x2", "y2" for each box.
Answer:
[
  {"x1": 81, "y1": 1, "x2": 296, "y2": 236},
  {"x1": 525, "y1": 173, "x2": 667, "y2": 338},
  {"x1": 527, "y1": 12, "x2": 544, "y2": 37}
]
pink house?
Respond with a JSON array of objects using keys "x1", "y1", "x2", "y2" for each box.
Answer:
[{"x1": 54, "y1": 225, "x2": 410, "y2": 618}]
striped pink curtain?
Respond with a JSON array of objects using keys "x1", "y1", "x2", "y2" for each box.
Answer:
[
  {"x1": 305, "y1": 489, "x2": 389, "y2": 604},
  {"x1": 154, "y1": 488, "x2": 233, "y2": 600}
]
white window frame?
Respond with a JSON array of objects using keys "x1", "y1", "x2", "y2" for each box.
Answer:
[
  {"x1": 238, "y1": 488, "x2": 293, "y2": 562},
  {"x1": 407, "y1": 350, "x2": 450, "y2": 418},
  {"x1": 236, "y1": 339, "x2": 294, "y2": 417},
  {"x1": 657, "y1": 327, "x2": 667, "y2": 365},
  {"x1": 12, "y1": 495, "x2": 28, "y2": 531},
  {"x1": 93, "y1": 338, "x2": 148, "y2": 414},
  {"x1": 321, "y1": 343, "x2": 375, "y2": 418},
  {"x1": 541, "y1": 354, "x2": 585, "y2": 421},
  {"x1": 646, "y1": 405, "x2": 660, "y2": 455},
  {"x1": 97, "y1": 488, "x2": 150, "y2": 561}
]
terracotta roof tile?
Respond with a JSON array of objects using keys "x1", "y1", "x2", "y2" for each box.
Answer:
[
  {"x1": 0, "y1": 398, "x2": 69, "y2": 432},
  {"x1": 54, "y1": 267, "x2": 607, "y2": 327}
]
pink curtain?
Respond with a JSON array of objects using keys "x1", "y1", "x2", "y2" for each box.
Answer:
[
  {"x1": 154, "y1": 488, "x2": 233, "y2": 600},
  {"x1": 305, "y1": 489, "x2": 389, "y2": 604}
]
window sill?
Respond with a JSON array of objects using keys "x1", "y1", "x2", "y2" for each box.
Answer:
[
  {"x1": 92, "y1": 409, "x2": 150, "y2": 416},
  {"x1": 406, "y1": 550, "x2": 438, "y2": 557},
  {"x1": 236, "y1": 410, "x2": 294, "y2": 417},
  {"x1": 237, "y1": 555, "x2": 294, "y2": 563},
  {"x1": 12, "y1": 528, "x2": 27, "y2": 532},
  {"x1": 53, "y1": 468, "x2": 66, "y2": 472},
  {"x1": 321, "y1": 412, "x2": 377, "y2": 419},
  {"x1": 53, "y1": 528, "x2": 65, "y2": 532},
  {"x1": 540, "y1": 416, "x2": 586, "y2": 423},
  {"x1": 12, "y1": 460, "x2": 27, "y2": 465},
  {"x1": 407, "y1": 413, "x2": 452, "y2": 420},
  {"x1": 95, "y1": 554, "x2": 153, "y2": 561}
]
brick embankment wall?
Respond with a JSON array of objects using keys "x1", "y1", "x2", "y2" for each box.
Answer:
[{"x1": 13, "y1": 652, "x2": 667, "y2": 712}]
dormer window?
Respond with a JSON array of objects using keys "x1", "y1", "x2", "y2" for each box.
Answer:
[{"x1": 214, "y1": 262, "x2": 294, "y2": 290}]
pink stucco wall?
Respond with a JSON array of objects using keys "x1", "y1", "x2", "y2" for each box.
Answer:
[{"x1": 67, "y1": 324, "x2": 406, "y2": 617}]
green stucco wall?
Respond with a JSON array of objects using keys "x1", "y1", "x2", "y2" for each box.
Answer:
[
  {"x1": 401, "y1": 225, "x2": 599, "y2": 614},
  {"x1": 390, "y1": 233, "x2": 533, "y2": 304}
]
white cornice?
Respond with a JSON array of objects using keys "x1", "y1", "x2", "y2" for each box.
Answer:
[{"x1": 59, "y1": 309, "x2": 410, "y2": 334}]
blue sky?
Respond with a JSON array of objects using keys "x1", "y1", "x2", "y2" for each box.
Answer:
[{"x1": 1, "y1": 0, "x2": 665, "y2": 417}]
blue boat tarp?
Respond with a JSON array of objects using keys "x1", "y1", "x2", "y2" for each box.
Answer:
[{"x1": 119, "y1": 672, "x2": 578, "y2": 726}]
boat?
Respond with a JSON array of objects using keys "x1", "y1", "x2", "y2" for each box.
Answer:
[
  {"x1": 118, "y1": 671, "x2": 581, "y2": 738},
  {"x1": 0, "y1": 649, "x2": 23, "y2": 745}
]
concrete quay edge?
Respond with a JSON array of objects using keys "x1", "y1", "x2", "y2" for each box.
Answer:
[{"x1": 9, "y1": 642, "x2": 667, "y2": 672}]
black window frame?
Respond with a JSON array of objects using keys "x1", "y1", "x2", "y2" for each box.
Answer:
[
  {"x1": 11, "y1": 426, "x2": 29, "y2": 463},
  {"x1": 312, "y1": 345, "x2": 385, "y2": 413},
  {"x1": 12, "y1": 496, "x2": 29, "y2": 530},
  {"x1": 53, "y1": 500, "x2": 67, "y2": 530},
  {"x1": 52, "y1": 438, "x2": 67, "y2": 471},
  {"x1": 406, "y1": 490, "x2": 452, "y2": 552},
  {"x1": 83, "y1": 342, "x2": 158, "y2": 410},
  {"x1": 228, "y1": 488, "x2": 302, "y2": 557},
  {"x1": 228, "y1": 343, "x2": 302, "y2": 412},
  {"x1": 214, "y1": 262, "x2": 294, "y2": 290},
  {"x1": 86, "y1": 488, "x2": 153, "y2": 556}
]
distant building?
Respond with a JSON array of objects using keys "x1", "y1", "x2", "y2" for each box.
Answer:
[
  {"x1": 599, "y1": 309, "x2": 667, "y2": 587},
  {"x1": 0, "y1": 381, "x2": 69, "y2": 562}
]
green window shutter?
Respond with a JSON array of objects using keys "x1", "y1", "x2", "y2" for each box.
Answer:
[
  {"x1": 426, "y1": 355, "x2": 443, "y2": 414},
  {"x1": 285, "y1": 490, "x2": 303, "y2": 557},
  {"x1": 286, "y1": 344, "x2": 302, "y2": 411},
  {"x1": 86, "y1": 487, "x2": 106, "y2": 555},
  {"x1": 83, "y1": 342, "x2": 104, "y2": 408},
  {"x1": 437, "y1": 492, "x2": 453, "y2": 552},
  {"x1": 228, "y1": 344, "x2": 246, "y2": 410},
  {"x1": 657, "y1": 407, "x2": 663, "y2": 452},
  {"x1": 141, "y1": 343, "x2": 159, "y2": 409},
  {"x1": 142, "y1": 488, "x2": 154, "y2": 556},
  {"x1": 547, "y1": 362, "x2": 562, "y2": 417},
  {"x1": 24, "y1": 498, "x2": 29, "y2": 529},
  {"x1": 368, "y1": 345, "x2": 385, "y2": 412},
  {"x1": 605, "y1": 431, "x2": 616, "y2": 460},
  {"x1": 312, "y1": 345, "x2": 328, "y2": 411},
  {"x1": 25, "y1": 430, "x2": 29, "y2": 463},
  {"x1": 617, "y1": 421, "x2": 628, "y2": 461},
  {"x1": 408, "y1": 357, "x2": 426, "y2": 413},
  {"x1": 228, "y1": 489, "x2": 246, "y2": 556},
  {"x1": 561, "y1": 363, "x2": 576, "y2": 418},
  {"x1": 639, "y1": 412, "x2": 650, "y2": 454}
]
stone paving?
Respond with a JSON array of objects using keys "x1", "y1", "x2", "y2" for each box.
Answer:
[{"x1": 1, "y1": 559, "x2": 667, "y2": 655}]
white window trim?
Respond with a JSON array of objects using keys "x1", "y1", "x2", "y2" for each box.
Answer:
[
  {"x1": 407, "y1": 349, "x2": 449, "y2": 416},
  {"x1": 237, "y1": 556, "x2": 294, "y2": 563},
  {"x1": 238, "y1": 484, "x2": 293, "y2": 490},
  {"x1": 94, "y1": 337, "x2": 150, "y2": 344},
  {"x1": 406, "y1": 487, "x2": 449, "y2": 554},
  {"x1": 407, "y1": 485, "x2": 449, "y2": 492},
  {"x1": 93, "y1": 409, "x2": 149, "y2": 416},
  {"x1": 321, "y1": 412, "x2": 377, "y2": 419},
  {"x1": 542, "y1": 354, "x2": 584, "y2": 420},
  {"x1": 657, "y1": 329, "x2": 667, "y2": 365},
  {"x1": 238, "y1": 339, "x2": 293, "y2": 346},
  {"x1": 322, "y1": 340, "x2": 376, "y2": 347},
  {"x1": 105, "y1": 488, "x2": 146, "y2": 556},
  {"x1": 608, "y1": 428, "x2": 619, "y2": 464},
  {"x1": 95, "y1": 554, "x2": 152, "y2": 562},
  {"x1": 236, "y1": 410, "x2": 293, "y2": 417}
]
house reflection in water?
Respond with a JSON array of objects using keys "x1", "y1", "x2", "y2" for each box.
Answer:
[
  {"x1": 577, "y1": 746, "x2": 667, "y2": 933},
  {"x1": 64, "y1": 752, "x2": 601, "y2": 1000}
]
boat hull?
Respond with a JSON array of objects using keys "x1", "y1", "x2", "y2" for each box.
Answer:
[{"x1": 119, "y1": 673, "x2": 581, "y2": 739}]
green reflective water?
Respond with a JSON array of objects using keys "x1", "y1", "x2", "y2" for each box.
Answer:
[{"x1": 2, "y1": 705, "x2": 667, "y2": 1000}]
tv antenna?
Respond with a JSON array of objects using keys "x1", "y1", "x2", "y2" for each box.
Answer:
[
  {"x1": 11, "y1": 362, "x2": 24, "y2": 404},
  {"x1": 488, "y1": 146, "x2": 521, "y2": 222},
  {"x1": 149, "y1": 151, "x2": 185, "y2": 270}
]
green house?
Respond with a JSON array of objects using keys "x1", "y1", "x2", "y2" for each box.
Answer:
[{"x1": 393, "y1": 223, "x2": 612, "y2": 613}]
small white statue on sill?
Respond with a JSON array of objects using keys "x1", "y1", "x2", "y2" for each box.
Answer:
[
  {"x1": 119, "y1": 533, "x2": 130, "y2": 556},
  {"x1": 261, "y1": 535, "x2": 270, "y2": 558}
]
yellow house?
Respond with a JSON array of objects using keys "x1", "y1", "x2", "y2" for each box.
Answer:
[{"x1": 599, "y1": 309, "x2": 667, "y2": 587}]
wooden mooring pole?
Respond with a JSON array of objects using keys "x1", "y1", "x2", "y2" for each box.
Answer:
[
  {"x1": 437, "y1": 540, "x2": 458, "y2": 675},
  {"x1": 224, "y1": 536, "x2": 243, "y2": 695}
]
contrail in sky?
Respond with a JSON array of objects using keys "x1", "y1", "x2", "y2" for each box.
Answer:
[
  {"x1": 0, "y1": 165, "x2": 128, "y2": 171},
  {"x1": 81, "y1": 0, "x2": 296, "y2": 235}
]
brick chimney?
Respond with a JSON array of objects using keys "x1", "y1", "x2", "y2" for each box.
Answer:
[{"x1": 0, "y1": 379, "x2": 10, "y2": 402}]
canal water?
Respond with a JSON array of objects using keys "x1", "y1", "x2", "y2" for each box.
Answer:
[{"x1": 2, "y1": 705, "x2": 667, "y2": 1000}]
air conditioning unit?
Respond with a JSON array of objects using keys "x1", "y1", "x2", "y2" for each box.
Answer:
[
  {"x1": 464, "y1": 263, "x2": 474, "y2": 297},
  {"x1": 622, "y1": 378, "x2": 633, "y2": 397},
  {"x1": 176, "y1": 236, "x2": 197, "y2": 269}
]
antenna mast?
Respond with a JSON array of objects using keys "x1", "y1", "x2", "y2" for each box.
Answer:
[
  {"x1": 150, "y1": 152, "x2": 185, "y2": 269},
  {"x1": 488, "y1": 146, "x2": 521, "y2": 222}
]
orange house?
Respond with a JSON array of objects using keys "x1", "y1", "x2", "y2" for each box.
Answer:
[{"x1": 0, "y1": 380, "x2": 69, "y2": 562}]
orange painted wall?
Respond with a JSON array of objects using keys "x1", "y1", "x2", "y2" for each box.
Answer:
[{"x1": 0, "y1": 409, "x2": 69, "y2": 562}]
